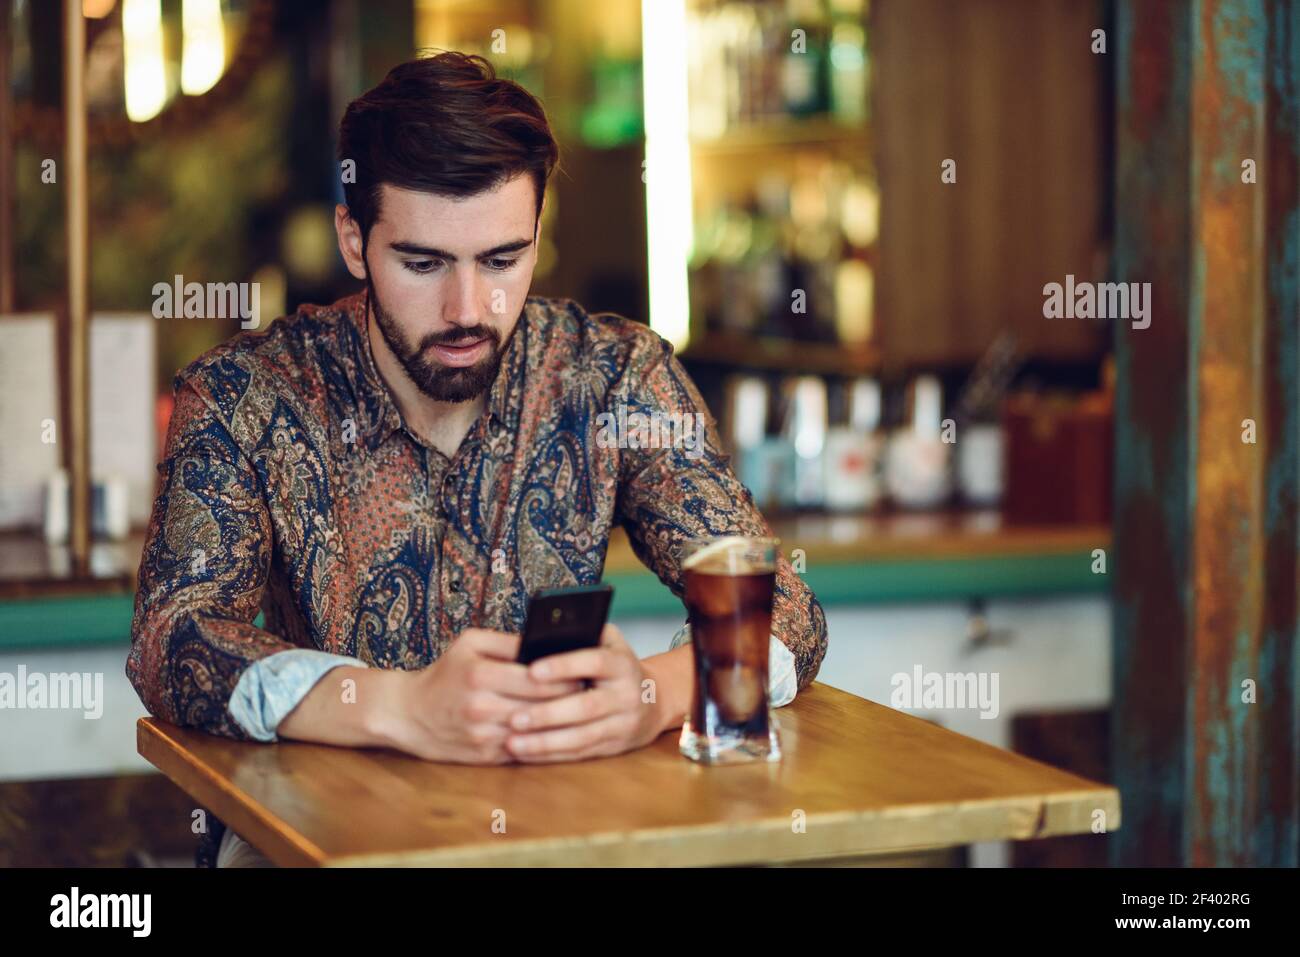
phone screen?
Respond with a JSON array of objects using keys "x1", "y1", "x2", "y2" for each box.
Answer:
[{"x1": 517, "y1": 584, "x2": 614, "y2": 665}]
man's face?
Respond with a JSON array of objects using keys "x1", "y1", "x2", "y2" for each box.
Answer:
[{"x1": 337, "y1": 173, "x2": 539, "y2": 402}]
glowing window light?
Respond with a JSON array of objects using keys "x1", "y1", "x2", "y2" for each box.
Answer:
[
  {"x1": 181, "y1": 0, "x2": 226, "y2": 96},
  {"x1": 122, "y1": 0, "x2": 166, "y2": 122},
  {"x1": 640, "y1": 0, "x2": 693, "y2": 350}
]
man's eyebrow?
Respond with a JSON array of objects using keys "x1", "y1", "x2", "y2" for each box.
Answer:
[{"x1": 388, "y1": 238, "x2": 533, "y2": 260}]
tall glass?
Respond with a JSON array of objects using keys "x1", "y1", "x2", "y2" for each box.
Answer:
[{"x1": 678, "y1": 536, "x2": 782, "y2": 764}]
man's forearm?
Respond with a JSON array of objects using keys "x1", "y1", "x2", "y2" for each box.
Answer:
[
  {"x1": 281, "y1": 645, "x2": 698, "y2": 747},
  {"x1": 277, "y1": 665, "x2": 404, "y2": 748},
  {"x1": 641, "y1": 644, "x2": 695, "y2": 734}
]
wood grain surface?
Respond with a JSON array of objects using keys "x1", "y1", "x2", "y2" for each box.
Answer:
[{"x1": 138, "y1": 682, "x2": 1120, "y2": 867}]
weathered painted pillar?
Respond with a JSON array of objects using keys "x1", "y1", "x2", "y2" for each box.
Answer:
[{"x1": 1113, "y1": 0, "x2": 1300, "y2": 866}]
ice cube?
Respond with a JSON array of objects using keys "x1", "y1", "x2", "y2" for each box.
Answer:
[
  {"x1": 708, "y1": 664, "x2": 764, "y2": 724},
  {"x1": 686, "y1": 577, "x2": 739, "y2": 621}
]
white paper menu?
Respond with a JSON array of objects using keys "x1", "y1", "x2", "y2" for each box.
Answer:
[
  {"x1": 91, "y1": 313, "x2": 157, "y2": 526},
  {"x1": 0, "y1": 314, "x2": 61, "y2": 530}
]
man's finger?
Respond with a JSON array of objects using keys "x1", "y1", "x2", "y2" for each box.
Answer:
[
  {"x1": 459, "y1": 689, "x2": 529, "y2": 722},
  {"x1": 506, "y1": 713, "x2": 625, "y2": 761},
  {"x1": 508, "y1": 686, "x2": 616, "y2": 732},
  {"x1": 527, "y1": 646, "x2": 618, "y2": 683},
  {"x1": 600, "y1": 622, "x2": 627, "y2": 648},
  {"x1": 466, "y1": 657, "x2": 584, "y2": 699},
  {"x1": 458, "y1": 628, "x2": 522, "y2": 661}
]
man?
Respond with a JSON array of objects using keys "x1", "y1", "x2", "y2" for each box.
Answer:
[{"x1": 127, "y1": 52, "x2": 827, "y2": 867}]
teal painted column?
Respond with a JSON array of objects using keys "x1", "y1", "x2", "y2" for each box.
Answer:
[{"x1": 1113, "y1": 0, "x2": 1300, "y2": 866}]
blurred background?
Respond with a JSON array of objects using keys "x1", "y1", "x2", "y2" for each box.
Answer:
[{"x1": 1, "y1": 0, "x2": 1295, "y2": 870}]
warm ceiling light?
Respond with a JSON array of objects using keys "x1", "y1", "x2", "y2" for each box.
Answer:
[
  {"x1": 122, "y1": 0, "x2": 166, "y2": 122},
  {"x1": 83, "y1": 0, "x2": 118, "y2": 18},
  {"x1": 181, "y1": 0, "x2": 226, "y2": 96}
]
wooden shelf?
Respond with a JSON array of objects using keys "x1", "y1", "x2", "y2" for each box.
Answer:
[
  {"x1": 691, "y1": 116, "x2": 869, "y2": 155},
  {"x1": 605, "y1": 508, "x2": 1110, "y2": 573},
  {"x1": 680, "y1": 331, "x2": 879, "y2": 375},
  {"x1": 0, "y1": 530, "x2": 142, "y2": 600}
]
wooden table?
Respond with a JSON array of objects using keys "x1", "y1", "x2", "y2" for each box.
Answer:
[{"x1": 137, "y1": 682, "x2": 1120, "y2": 867}]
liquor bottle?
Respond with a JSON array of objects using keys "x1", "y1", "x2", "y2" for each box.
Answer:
[
  {"x1": 824, "y1": 377, "x2": 884, "y2": 511},
  {"x1": 885, "y1": 374, "x2": 954, "y2": 509},
  {"x1": 782, "y1": 375, "x2": 828, "y2": 509},
  {"x1": 781, "y1": 0, "x2": 831, "y2": 117},
  {"x1": 829, "y1": 17, "x2": 868, "y2": 123}
]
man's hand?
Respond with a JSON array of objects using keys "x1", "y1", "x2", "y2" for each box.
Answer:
[
  {"x1": 371, "y1": 628, "x2": 584, "y2": 764},
  {"x1": 502, "y1": 624, "x2": 678, "y2": 762}
]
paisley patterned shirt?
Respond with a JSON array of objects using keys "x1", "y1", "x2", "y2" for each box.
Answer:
[{"x1": 127, "y1": 290, "x2": 828, "y2": 860}]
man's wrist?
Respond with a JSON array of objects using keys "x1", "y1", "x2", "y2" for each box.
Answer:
[
  {"x1": 643, "y1": 644, "x2": 694, "y2": 735},
  {"x1": 287, "y1": 664, "x2": 409, "y2": 750},
  {"x1": 357, "y1": 666, "x2": 414, "y2": 749}
]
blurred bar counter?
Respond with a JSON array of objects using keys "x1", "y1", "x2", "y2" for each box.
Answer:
[
  {"x1": 604, "y1": 509, "x2": 1109, "y2": 615},
  {"x1": 0, "y1": 509, "x2": 1109, "y2": 650}
]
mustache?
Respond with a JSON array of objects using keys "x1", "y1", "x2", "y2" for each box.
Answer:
[{"x1": 420, "y1": 325, "x2": 500, "y2": 349}]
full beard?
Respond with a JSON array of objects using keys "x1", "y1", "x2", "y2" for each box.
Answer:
[{"x1": 366, "y1": 277, "x2": 516, "y2": 403}]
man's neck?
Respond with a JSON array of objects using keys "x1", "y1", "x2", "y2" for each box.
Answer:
[{"x1": 365, "y1": 307, "x2": 486, "y2": 459}]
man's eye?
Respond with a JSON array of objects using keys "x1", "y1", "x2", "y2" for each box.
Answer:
[
  {"x1": 402, "y1": 260, "x2": 441, "y2": 274},
  {"x1": 484, "y1": 258, "x2": 519, "y2": 272}
]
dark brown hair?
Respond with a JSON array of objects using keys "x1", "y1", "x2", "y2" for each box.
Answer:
[{"x1": 337, "y1": 51, "x2": 559, "y2": 244}]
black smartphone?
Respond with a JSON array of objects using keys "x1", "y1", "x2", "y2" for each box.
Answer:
[{"x1": 517, "y1": 584, "x2": 614, "y2": 665}]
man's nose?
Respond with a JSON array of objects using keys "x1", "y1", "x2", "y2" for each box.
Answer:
[{"x1": 444, "y1": 266, "x2": 485, "y2": 329}]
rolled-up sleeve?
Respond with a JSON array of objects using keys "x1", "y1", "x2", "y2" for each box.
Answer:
[{"x1": 228, "y1": 648, "x2": 370, "y2": 741}]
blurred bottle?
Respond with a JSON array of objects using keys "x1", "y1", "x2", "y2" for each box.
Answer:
[
  {"x1": 42, "y1": 469, "x2": 69, "y2": 546},
  {"x1": 787, "y1": 159, "x2": 840, "y2": 342},
  {"x1": 957, "y1": 424, "x2": 1004, "y2": 507},
  {"x1": 782, "y1": 375, "x2": 828, "y2": 509},
  {"x1": 717, "y1": 202, "x2": 759, "y2": 334},
  {"x1": 725, "y1": 375, "x2": 778, "y2": 507},
  {"x1": 828, "y1": 10, "x2": 869, "y2": 123},
  {"x1": 885, "y1": 374, "x2": 953, "y2": 509},
  {"x1": 42, "y1": 471, "x2": 131, "y2": 543},
  {"x1": 689, "y1": 0, "x2": 870, "y2": 133},
  {"x1": 823, "y1": 376, "x2": 884, "y2": 511},
  {"x1": 834, "y1": 258, "x2": 873, "y2": 345},
  {"x1": 746, "y1": 379, "x2": 798, "y2": 514},
  {"x1": 781, "y1": 0, "x2": 831, "y2": 117},
  {"x1": 952, "y1": 333, "x2": 1019, "y2": 508}
]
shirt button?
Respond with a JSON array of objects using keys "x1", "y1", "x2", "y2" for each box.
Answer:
[{"x1": 449, "y1": 579, "x2": 462, "y2": 593}]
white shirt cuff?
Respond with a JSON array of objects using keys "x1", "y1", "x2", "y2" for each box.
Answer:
[
  {"x1": 228, "y1": 648, "x2": 369, "y2": 742},
  {"x1": 668, "y1": 623, "x2": 798, "y2": 707}
]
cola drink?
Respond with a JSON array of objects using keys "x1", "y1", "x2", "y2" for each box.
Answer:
[{"x1": 679, "y1": 537, "x2": 782, "y2": 763}]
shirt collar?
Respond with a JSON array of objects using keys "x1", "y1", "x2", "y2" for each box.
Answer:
[{"x1": 342, "y1": 288, "x2": 525, "y2": 453}]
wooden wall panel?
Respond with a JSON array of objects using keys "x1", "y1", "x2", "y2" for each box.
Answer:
[{"x1": 874, "y1": 0, "x2": 1110, "y2": 368}]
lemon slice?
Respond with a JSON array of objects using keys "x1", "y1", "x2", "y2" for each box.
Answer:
[{"x1": 682, "y1": 535, "x2": 752, "y2": 571}]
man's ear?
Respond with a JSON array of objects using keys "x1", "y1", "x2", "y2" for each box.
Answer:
[{"x1": 334, "y1": 203, "x2": 368, "y2": 281}]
